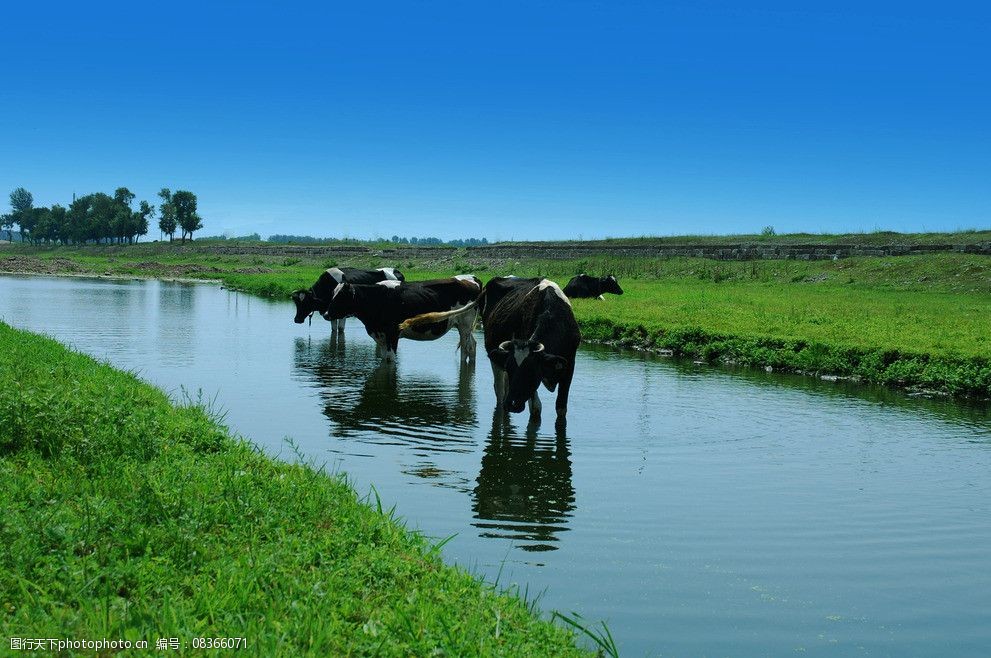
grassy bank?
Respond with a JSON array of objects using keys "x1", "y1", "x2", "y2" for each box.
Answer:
[
  {"x1": 0, "y1": 323, "x2": 592, "y2": 656},
  {"x1": 3, "y1": 243, "x2": 990, "y2": 397}
]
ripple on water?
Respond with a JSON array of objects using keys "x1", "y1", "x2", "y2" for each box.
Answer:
[{"x1": 1, "y1": 275, "x2": 990, "y2": 658}]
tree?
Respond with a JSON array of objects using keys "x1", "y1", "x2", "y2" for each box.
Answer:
[
  {"x1": 133, "y1": 200, "x2": 154, "y2": 243},
  {"x1": 87, "y1": 193, "x2": 115, "y2": 243},
  {"x1": 7, "y1": 187, "x2": 33, "y2": 241},
  {"x1": 157, "y1": 188, "x2": 177, "y2": 242},
  {"x1": 114, "y1": 187, "x2": 135, "y2": 210},
  {"x1": 19, "y1": 206, "x2": 45, "y2": 243},
  {"x1": 47, "y1": 204, "x2": 67, "y2": 244},
  {"x1": 109, "y1": 187, "x2": 135, "y2": 244},
  {"x1": 67, "y1": 195, "x2": 92, "y2": 244},
  {"x1": 171, "y1": 190, "x2": 201, "y2": 242},
  {"x1": 28, "y1": 207, "x2": 53, "y2": 244},
  {"x1": 111, "y1": 206, "x2": 130, "y2": 243}
]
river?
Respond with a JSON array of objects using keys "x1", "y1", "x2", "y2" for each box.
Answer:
[{"x1": 2, "y1": 274, "x2": 989, "y2": 657}]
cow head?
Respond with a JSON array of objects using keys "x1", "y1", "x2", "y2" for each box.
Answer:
[
  {"x1": 489, "y1": 339, "x2": 569, "y2": 413},
  {"x1": 602, "y1": 275, "x2": 624, "y2": 295},
  {"x1": 291, "y1": 289, "x2": 321, "y2": 324}
]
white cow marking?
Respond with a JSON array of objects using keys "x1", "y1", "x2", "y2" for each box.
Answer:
[
  {"x1": 378, "y1": 267, "x2": 398, "y2": 280},
  {"x1": 538, "y1": 279, "x2": 571, "y2": 306},
  {"x1": 331, "y1": 282, "x2": 344, "y2": 298},
  {"x1": 326, "y1": 267, "x2": 344, "y2": 284},
  {"x1": 513, "y1": 345, "x2": 529, "y2": 366},
  {"x1": 376, "y1": 279, "x2": 401, "y2": 289}
]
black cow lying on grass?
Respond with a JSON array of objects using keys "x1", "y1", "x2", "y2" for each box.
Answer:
[
  {"x1": 563, "y1": 273, "x2": 623, "y2": 299},
  {"x1": 400, "y1": 277, "x2": 580, "y2": 425},
  {"x1": 291, "y1": 267, "x2": 404, "y2": 333},
  {"x1": 323, "y1": 275, "x2": 482, "y2": 362}
]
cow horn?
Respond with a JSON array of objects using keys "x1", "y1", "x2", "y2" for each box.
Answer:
[
  {"x1": 498, "y1": 340, "x2": 513, "y2": 352},
  {"x1": 532, "y1": 343, "x2": 544, "y2": 353}
]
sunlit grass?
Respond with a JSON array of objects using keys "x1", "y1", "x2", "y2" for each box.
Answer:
[{"x1": 0, "y1": 322, "x2": 592, "y2": 656}]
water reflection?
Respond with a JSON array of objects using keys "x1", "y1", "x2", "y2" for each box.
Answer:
[
  {"x1": 292, "y1": 337, "x2": 477, "y2": 450},
  {"x1": 472, "y1": 411, "x2": 575, "y2": 552},
  {"x1": 156, "y1": 282, "x2": 196, "y2": 366},
  {"x1": 292, "y1": 336, "x2": 577, "y2": 550}
]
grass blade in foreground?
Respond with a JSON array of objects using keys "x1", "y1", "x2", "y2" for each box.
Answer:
[{"x1": 0, "y1": 322, "x2": 592, "y2": 656}]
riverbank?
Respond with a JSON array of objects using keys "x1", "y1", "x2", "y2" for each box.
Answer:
[
  {"x1": 0, "y1": 322, "x2": 592, "y2": 656},
  {"x1": 2, "y1": 244, "x2": 989, "y2": 397}
]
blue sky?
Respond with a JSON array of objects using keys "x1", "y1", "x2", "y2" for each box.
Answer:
[{"x1": 2, "y1": 1, "x2": 988, "y2": 241}]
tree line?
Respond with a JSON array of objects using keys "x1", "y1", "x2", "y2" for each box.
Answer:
[
  {"x1": 2, "y1": 187, "x2": 203, "y2": 245},
  {"x1": 267, "y1": 234, "x2": 490, "y2": 246}
]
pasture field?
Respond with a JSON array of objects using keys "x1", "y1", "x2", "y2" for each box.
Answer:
[
  {"x1": 0, "y1": 323, "x2": 592, "y2": 656},
  {"x1": 2, "y1": 242, "x2": 990, "y2": 396}
]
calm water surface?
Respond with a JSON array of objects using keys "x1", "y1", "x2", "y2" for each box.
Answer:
[{"x1": 2, "y1": 275, "x2": 990, "y2": 657}]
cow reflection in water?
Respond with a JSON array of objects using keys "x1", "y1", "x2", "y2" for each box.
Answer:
[
  {"x1": 292, "y1": 337, "x2": 476, "y2": 446},
  {"x1": 292, "y1": 336, "x2": 575, "y2": 551},
  {"x1": 472, "y1": 411, "x2": 575, "y2": 552}
]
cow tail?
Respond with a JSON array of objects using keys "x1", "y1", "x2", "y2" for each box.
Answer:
[{"x1": 398, "y1": 288, "x2": 486, "y2": 332}]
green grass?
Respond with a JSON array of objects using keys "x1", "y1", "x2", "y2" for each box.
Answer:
[
  {"x1": 4, "y1": 243, "x2": 990, "y2": 396},
  {"x1": 0, "y1": 322, "x2": 592, "y2": 656}
]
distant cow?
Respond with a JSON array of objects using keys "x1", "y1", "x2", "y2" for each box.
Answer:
[
  {"x1": 401, "y1": 277, "x2": 580, "y2": 423},
  {"x1": 291, "y1": 267, "x2": 404, "y2": 333},
  {"x1": 563, "y1": 274, "x2": 623, "y2": 299},
  {"x1": 323, "y1": 275, "x2": 482, "y2": 361}
]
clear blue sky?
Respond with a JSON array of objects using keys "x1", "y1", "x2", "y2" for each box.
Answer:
[{"x1": 2, "y1": 1, "x2": 988, "y2": 241}]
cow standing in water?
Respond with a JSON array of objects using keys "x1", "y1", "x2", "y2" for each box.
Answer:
[
  {"x1": 400, "y1": 277, "x2": 580, "y2": 426},
  {"x1": 323, "y1": 275, "x2": 482, "y2": 362},
  {"x1": 563, "y1": 274, "x2": 623, "y2": 299},
  {"x1": 291, "y1": 267, "x2": 404, "y2": 334}
]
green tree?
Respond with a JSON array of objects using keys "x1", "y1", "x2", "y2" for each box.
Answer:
[
  {"x1": 87, "y1": 193, "x2": 115, "y2": 244},
  {"x1": 67, "y1": 195, "x2": 91, "y2": 244},
  {"x1": 109, "y1": 187, "x2": 137, "y2": 244},
  {"x1": 113, "y1": 207, "x2": 131, "y2": 243},
  {"x1": 157, "y1": 188, "x2": 177, "y2": 241},
  {"x1": 171, "y1": 190, "x2": 201, "y2": 242},
  {"x1": 113, "y1": 187, "x2": 135, "y2": 210},
  {"x1": 133, "y1": 200, "x2": 154, "y2": 243},
  {"x1": 7, "y1": 187, "x2": 33, "y2": 241},
  {"x1": 47, "y1": 204, "x2": 67, "y2": 244},
  {"x1": 20, "y1": 206, "x2": 51, "y2": 243},
  {"x1": 28, "y1": 207, "x2": 53, "y2": 244}
]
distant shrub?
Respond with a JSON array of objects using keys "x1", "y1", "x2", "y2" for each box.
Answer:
[{"x1": 761, "y1": 226, "x2": 776, "y2": 236}]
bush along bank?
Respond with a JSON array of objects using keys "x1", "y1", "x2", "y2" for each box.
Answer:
[
  {"x1": 579, "y1": 318, "x2": 991, "y2": 399},
  {"x1": 0, "y1": 322, "x2": 592, "y2": 657}
]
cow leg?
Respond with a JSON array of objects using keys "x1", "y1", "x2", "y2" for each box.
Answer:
[
  {"x1": 554, "y1": 363, "x2": 575, "y2": 425},
  {"x1": 596, "y1": 294, "x2": 604, "y2": 301},
  {"x1": 337, "y1": 317, "x2": 347, "y2": 334},
  {"x1": 382, "y1": 330, "x2": 400, "y2": 362},
  {"x1": 490, "y1": 360, "x2": 507, "y2": 410},
  {"x1": 455, "y1": 313, "x2": 477, "y2": 362},
  {"x1": 528, "y1": 390, "x2": 542, "y2": 417},
  {"x1": 370, "y1": 332, "x2": 387, "y2": 356}
]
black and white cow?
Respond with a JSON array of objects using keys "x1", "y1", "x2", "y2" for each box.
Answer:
[
  {"x1": 291, "y1": 267, "x2": 404, "y2": 333},
  {"x1": 400, "y1": 277, "x2": 580, "y2": 422},
  {"x1": 323, "y1": 275, "x2": 482, "y2": 361},
  {"x1": 563, "y1": 273, "x2": 623, "y2": 299}
]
